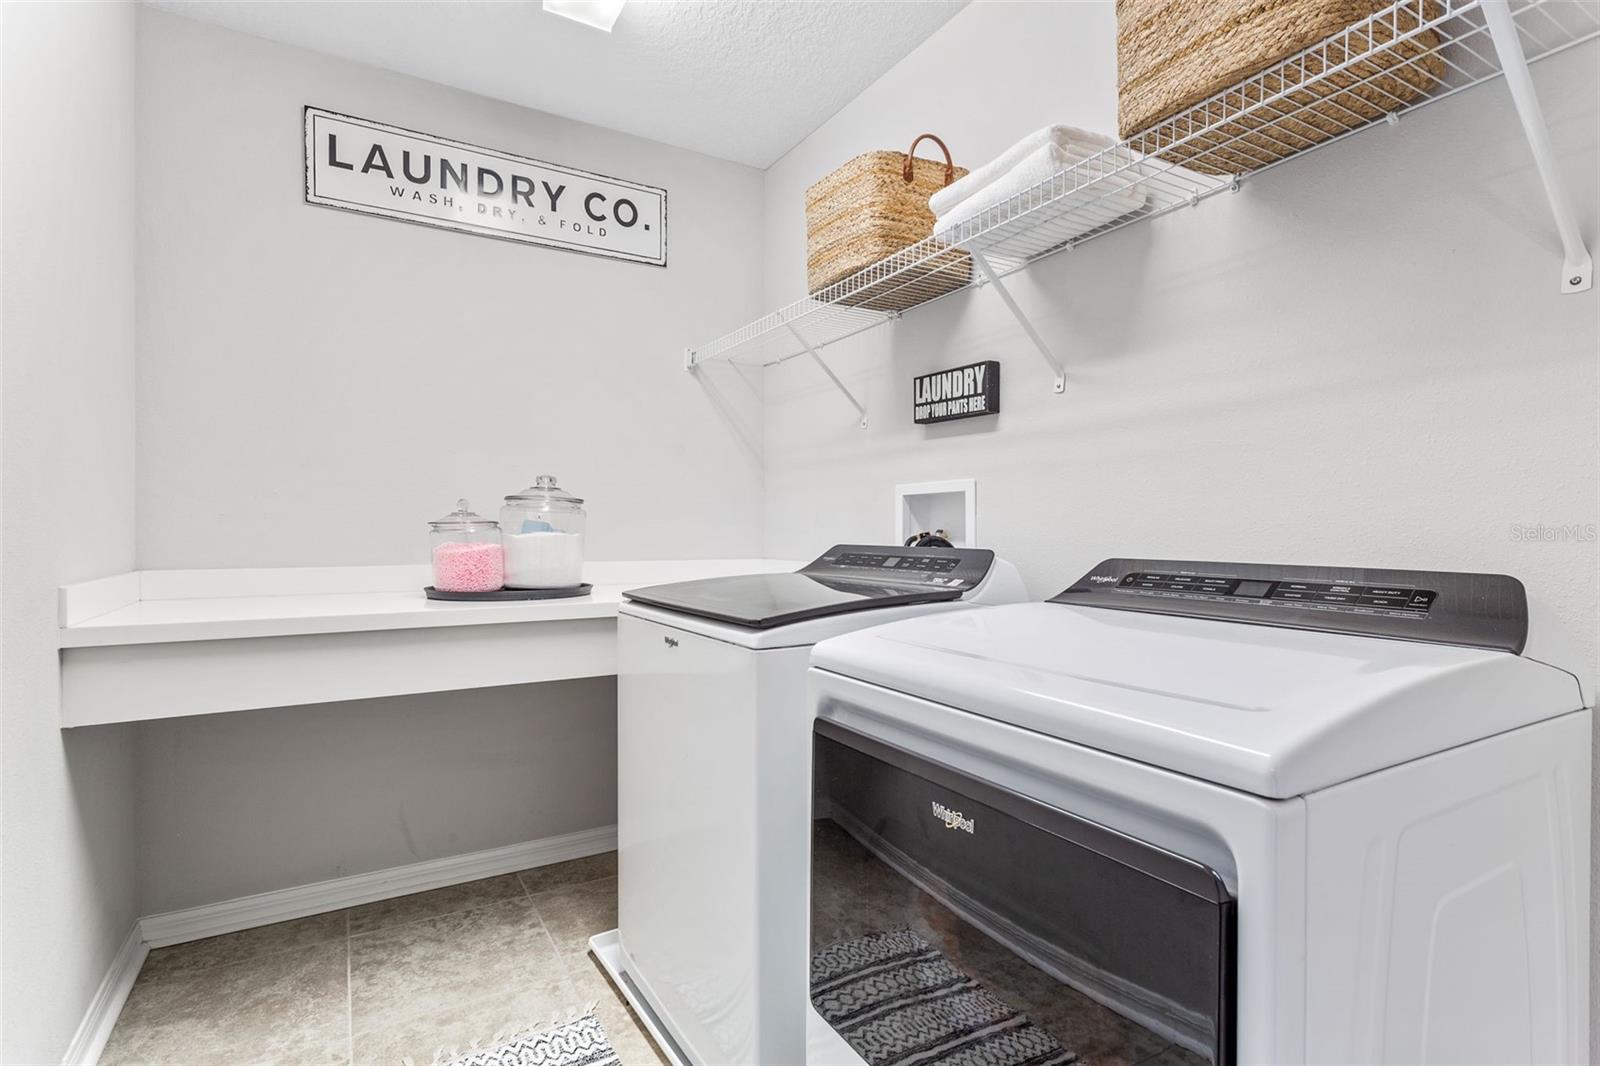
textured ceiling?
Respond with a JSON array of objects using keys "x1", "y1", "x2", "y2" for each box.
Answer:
[{"x1": 145, "y1": 0, "x2": 969, "y2": 168}]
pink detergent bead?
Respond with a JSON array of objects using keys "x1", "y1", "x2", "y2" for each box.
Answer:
[{"x1": 432, "y1": 541, "x2": 504, "y2": 592}]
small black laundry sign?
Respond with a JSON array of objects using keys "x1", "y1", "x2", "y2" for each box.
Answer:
[{"x1": 913, "y1": 361, "x2": 1000, "y2": 424}]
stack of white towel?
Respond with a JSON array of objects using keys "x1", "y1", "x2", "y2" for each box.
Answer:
[{"x1": 931, "y1": 125, "x2": 1149, "y2": 248}]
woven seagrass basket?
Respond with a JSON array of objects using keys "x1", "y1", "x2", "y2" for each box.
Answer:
[
  {"x1": 1117, "y1": 0, "x2": 1446, "y2": 175},
  {"x1": 806, "y1": 135, "x2": 972, "y2": 312}
]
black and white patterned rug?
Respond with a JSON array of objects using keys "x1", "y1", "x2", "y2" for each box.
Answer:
[
  {"x1": 811, "y1": 928, "x2": 1078, "y2": 1066},
  {"x1": 435, "y1": 1013, "x2": 620, "y2": 1066}
]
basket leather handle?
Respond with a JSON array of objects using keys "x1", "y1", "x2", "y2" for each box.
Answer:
[{"x1": 903, "y1": 133, "x2": 956, "y2": 187}]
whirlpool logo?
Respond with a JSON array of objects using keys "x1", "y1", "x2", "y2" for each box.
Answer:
[{"x1": 931, "y1": 801, "x2": 975, "y2": 834}]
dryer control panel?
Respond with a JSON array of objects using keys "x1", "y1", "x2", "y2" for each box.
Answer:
[
  {"x1": 1054, "y1": 559, "x2": 1527, "y2": 654},
  {"x1": 1117, "y1": 571, "x2": 1437, "y2": 613}
]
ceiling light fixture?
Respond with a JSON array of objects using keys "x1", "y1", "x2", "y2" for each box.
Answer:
[{"x1": 542, "y1": 0, "x2": 626, "y2": 32}]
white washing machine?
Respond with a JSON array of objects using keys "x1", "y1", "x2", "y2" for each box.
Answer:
[
  {"x1": 590, "y1": 544, "x2": 1026, "y2": 1066},
  {"x1": 806, "y1": 558, "x2": 1590, "y2": 1066}
]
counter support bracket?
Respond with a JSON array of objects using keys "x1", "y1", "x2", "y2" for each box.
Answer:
[
  {"x1": 1483, "y1": 0, "x2": 1592, "y2": 294},
  {"x1": 971, "y1": 251, "x2": 1066, "y2": 392},
  {"x1": 785, "y1": 323, "x2": 868, "y2": 428}
]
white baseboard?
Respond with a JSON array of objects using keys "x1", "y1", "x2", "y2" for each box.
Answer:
[
  {"x1": 141, "y1": 824, "x2": 617, "y2": 947},
  {"x1": 61, "y1": 923, "x2": 148, "y2": 1066}
]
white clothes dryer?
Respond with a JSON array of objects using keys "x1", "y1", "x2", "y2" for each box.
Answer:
[{"x1": 806, "y1": 558, "x2": 1589, "y2": 1066}]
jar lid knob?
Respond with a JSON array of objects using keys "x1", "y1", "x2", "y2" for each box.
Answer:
[
  {"x1": 430, "y1": 498, "x2": 496, "y2": 528},
  {"x1": 506, "y1": 475, "x2": 583, "y2": 505}
]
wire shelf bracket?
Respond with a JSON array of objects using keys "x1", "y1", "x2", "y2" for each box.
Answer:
[
  {"x1": 1483, "y1": 0, "x2": 1592, "y2": 293},
  {"x1": 970, "y1": 250, "x2": 1066, "y2": 393},
  {"x1": 682, "y1": 0, "x2": 1599, "y2": 416},
  {"x1": 786, "y1": 322, "x2": 869, "y2": 429}
]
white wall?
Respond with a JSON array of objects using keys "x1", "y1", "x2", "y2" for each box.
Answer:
[
  {"x1": 136, "y1": 8, "x2": 765, "y2": 569},
  {"x1": 0, "y1": 3, "x2": 141, "y2": 1060},
  {"x1": 761, "y1": 0, "x2": 1599, "y2": 1050},
  {"x1": 127, "y1": 11, "x2": 766, "y2": 917}
]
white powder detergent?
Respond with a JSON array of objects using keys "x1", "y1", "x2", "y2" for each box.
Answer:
[{"x1": 503, "y1": 530, "x2": 585, "y2": 588}]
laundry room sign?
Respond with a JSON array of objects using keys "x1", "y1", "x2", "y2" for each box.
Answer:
[
  {"x1": 303, "y1": 107, "x2": 667, "y2": 266},
  {"x1": 913, "y1": 360, "x2": 1000, "y2": 424}
]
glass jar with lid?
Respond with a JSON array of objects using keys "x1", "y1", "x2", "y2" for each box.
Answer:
[
  {"x1": 428, "y1": 499, "x2": 504, "y2": 593},
  {"x1": 501, "y1": 475, "x2": 586, "y2": 589}
]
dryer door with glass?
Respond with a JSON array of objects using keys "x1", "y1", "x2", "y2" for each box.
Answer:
[{"x1": 810, "y1": 720, "x2": 1236, "y2": 1066}]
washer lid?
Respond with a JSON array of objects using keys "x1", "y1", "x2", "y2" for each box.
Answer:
[
  {"x1": 809, "y1": 601, "x2": 1585, "y2": 798},
  {"x1": 623, "y1": 571, "x2": 963, "y2": 629},
  {"x1": 622, "y1": 544, "x2": 994, "y2": 629}
]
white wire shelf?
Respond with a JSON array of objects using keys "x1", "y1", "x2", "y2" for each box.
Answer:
[{"x1": 686, "y1": 0, "x2": 1598, "y2": 380}]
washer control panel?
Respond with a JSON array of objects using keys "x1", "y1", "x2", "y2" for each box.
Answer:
[
  {"x1": 808, "y1": 545, "x2": 995, "y2": 590},
  {"x1": 836, "y1": 552, "x2": 963, "y2": 575},
  {"x1": 1056, "y1": 559, "x2": 1527, "y2": 654}
]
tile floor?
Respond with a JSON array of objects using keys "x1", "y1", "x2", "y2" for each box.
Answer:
[
  {"x1": 103, "y1": 837, "x2": 1210, "y2": 1066},
  {"x1": 100, "y1": 852, "x2": 666, "y2": 1066}
]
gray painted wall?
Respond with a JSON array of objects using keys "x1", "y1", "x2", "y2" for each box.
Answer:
[
  {"x1": 135, "y1": 680, "x2": 618, "y2": 914},
  {"x1": 759, "y1": 0, "x2": 1598, "y2": 1051},
  {"x1": 136, "y1": 8, "x2": 766, "y2": 569},
  {"x1": 127, "y1": 12, "x2": 764, "y2": 916},
  {"x1": 0, "y1": 3, "x2": 141, "y2": 1060}
]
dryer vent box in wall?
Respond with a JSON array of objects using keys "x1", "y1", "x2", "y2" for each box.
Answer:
[{"x1": 896, "y1": 479, "x2": 976, "y2": 547}]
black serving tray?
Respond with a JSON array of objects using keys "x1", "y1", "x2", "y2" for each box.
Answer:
[{"x1": 424, "y1": 583, "x2": 593, "y2": 602}]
